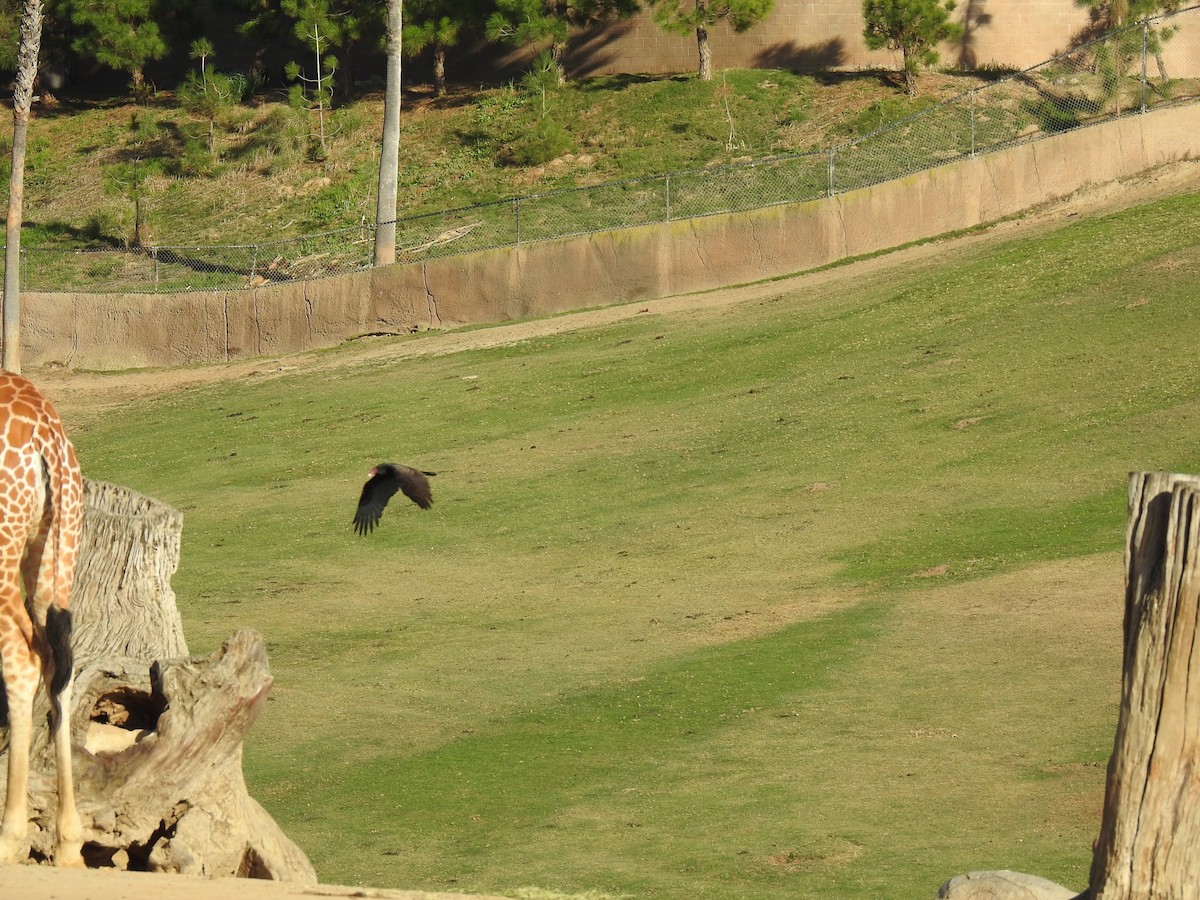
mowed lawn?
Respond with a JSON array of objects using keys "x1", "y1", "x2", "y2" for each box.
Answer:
[{"x1": 66, "y1": 187, "x2": 1200, "y2": 899}]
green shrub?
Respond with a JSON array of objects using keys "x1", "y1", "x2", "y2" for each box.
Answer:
[
  {"x1": 163, "y1": 128, "x2": 221, "y2": 177},
  {"x1": 499, "y1": 118, "x2": 575, "y2": 167},
  {"x1": 220, "y1": 68, "x2": 265, "y2": 103},
  {"x1": 82, "y1": 210, "x2": 124, "y2": 245},
  {"x1": 845, "y1": 95, "x2": 936, "y2": 136},
  {"x1": 129, "y1": 107, "x2": 160, "y2": 142}
]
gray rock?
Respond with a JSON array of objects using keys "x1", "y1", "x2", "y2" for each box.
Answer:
[{"x1": 937, "y1": 870, "x2": 1081, "y2": 900}]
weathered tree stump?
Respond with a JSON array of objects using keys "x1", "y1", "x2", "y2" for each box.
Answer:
[
  {"x1": 937, "y1": 471, "x2": 1200, "y2": 899},
  {"x1": 69, "y1": 629, "x2": 314, "y2": 879},
  {"x1": 73, "y1": 479, "x2": 188, "y2": 664},
  {"x1": 1, "y1": 480, "x2": 316, "y2": 882},
  {"x1": 1084, "y1": 472, "x2": 1200, "y2": 899}
]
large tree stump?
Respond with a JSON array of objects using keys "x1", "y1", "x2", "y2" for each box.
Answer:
[
  {"x1": 73, "y1": 479, "x2": 188, "y2": 664},
  {"x1": 1085, "y1": 472, "x2": 1200, "y2": 899},
  {"x1": 937, "y1": 471, "x2": 1200, "y2": 899},
  {"x1": 69, "y1": 629, "x2": 315, "y2": 879},
  {"x1": 1, "y1": 480, "x2": 316, "y2": 882}
]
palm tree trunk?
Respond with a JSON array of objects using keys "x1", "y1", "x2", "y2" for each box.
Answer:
[
  {"x1": 373, "y1": 0, "x2": 402, "y2": 267},
  {"x1": 3, "y1": 0, "x2": 44, "y2": 373}
]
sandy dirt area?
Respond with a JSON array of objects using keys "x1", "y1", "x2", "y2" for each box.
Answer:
[
  {"x1": 1, "y1": 863, "x2": 514, "y2": 900},
  {"x1": 7, "y1": 158, "x2": 1199, "y2": 900}
]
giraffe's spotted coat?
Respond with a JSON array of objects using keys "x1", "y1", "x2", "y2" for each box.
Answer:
[{"x1": 0, "y1": 371, "x2": 84, "y2": 867}]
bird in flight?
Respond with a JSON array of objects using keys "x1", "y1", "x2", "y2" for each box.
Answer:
[{"x1": 353, "y1": 463, "x2": 435, "y2": 534}]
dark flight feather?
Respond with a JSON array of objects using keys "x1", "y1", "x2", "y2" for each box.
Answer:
[{"x1": 353, "y1": 463, "x2": 435, "y2": 534}]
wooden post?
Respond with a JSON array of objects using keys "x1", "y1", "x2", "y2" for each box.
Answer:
[{"x1": 1085, "y1": 471, "x2": 1200, "y2": 899}]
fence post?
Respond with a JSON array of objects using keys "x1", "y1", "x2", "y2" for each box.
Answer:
[
  {"x1": 249, "y1": 245, "x2": 258, "y2": 287},
  {"x1": 664, "y1": 174, "x2": 671, "y2": 222},
  {"x1": 152, "y1": 247, "x2": 159, "y2": 293},
  {"x1": 514, "y1": 197, "x2": 522, "y2": 246},
  {"x1": 1140, "y1": 21, "x2": 1149, "y2": 113},
  {"x1": 827, "y1": 147, "x2": 836, "y2": 197},
  {"x1": 970, "y1": 90, "x2": 977, "y2": 157}
]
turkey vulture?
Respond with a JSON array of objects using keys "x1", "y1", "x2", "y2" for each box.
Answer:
[{"x1": 353, "y1": 463, "x2": 435, "y2": 534}]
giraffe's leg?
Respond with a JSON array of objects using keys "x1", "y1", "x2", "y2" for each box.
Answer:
[
  {"x1": 49, "y1": 678, "x2": 83, "y2": 867},
  {"x1": 23, "y1": 551, "x2": 83, "y2": 868},
  {"x1": 0, "y1": 591, "x2": 37, "y2": 863},
  {"x1": 44, "y1": 607, "x2": 82, "y2": 867}
]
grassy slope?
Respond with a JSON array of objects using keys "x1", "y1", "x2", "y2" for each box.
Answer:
[
  {"x1": 8, "y1": 71, "x2": 969, "y2": 248},
  {"x1": 67, "y1": 189, "x2": 1200, "y2": 898}
]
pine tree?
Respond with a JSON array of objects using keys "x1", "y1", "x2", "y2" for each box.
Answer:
[
  {"x1": 487, "y1": 0, "x2": 637, "y2": 85},
  {"x1": 403, "y1": 0, "x2": 488, "y2": 98},
  {"x1": 176, "y1": 38, "x2": 237, "y2": 160},
  {"x1": 67, "y1": 0, "x2": 168, "y2": 99},
  {"x1": 862, "y1": 0, "x2": 963, "y2": 96},
  {"x1": 648, "y1": 0, "x2": 775, "y2": 82}
]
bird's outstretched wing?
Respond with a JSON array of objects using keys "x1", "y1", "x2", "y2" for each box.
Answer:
[{"x1": 353, "y1": 463, "x2": 434, "y2": 534}]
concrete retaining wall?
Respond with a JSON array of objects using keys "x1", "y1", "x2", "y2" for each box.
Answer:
[{"x1": 24, "y1": 103, "x2": 1199, "y2": 371}]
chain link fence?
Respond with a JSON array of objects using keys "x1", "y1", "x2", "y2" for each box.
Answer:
[{"x1": 16, "y1": 5, "x2": 1200, "y2": 294}]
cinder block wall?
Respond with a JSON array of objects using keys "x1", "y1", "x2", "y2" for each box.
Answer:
[{"x1": 568, "y1": 1, "x2": 1096, "y2": 77}]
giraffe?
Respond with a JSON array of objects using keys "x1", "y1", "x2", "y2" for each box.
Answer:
[{"x1": 0, "y1": 371, "x2": 83, "y2": 867}]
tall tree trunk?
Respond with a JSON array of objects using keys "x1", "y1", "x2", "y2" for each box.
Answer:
[
  {"x1": 1084, "y1": 471, "x2": 1200, "y2": 898},
  {"x1": 433, "y1": 44, "x2": 447, "y2": 97},
  {"x1": 373, "y1": 0, "x2": 402, "y2": 267},
  {"x1": 696, "y1": 25, "x2": 713, "y2": 81},
  {"x1": 3, "y1": 0, "x2": 43, "y2": 374},
  {"x1": 551, "y1": 39, "x2": 568, "y2": 85},
  {"x1": 901, "y1": 47, "x2": 917, "y2": 96},
  {"x1": 131, "y1": 66, "x2": 147, "y2": 102}
]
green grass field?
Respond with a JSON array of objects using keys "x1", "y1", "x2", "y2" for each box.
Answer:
[{"x1": 63, "y1": 186, "x2": 1200, "y2": 898}]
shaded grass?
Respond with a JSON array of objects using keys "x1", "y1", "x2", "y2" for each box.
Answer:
[
  {"x1": 66, "y1": 188, "x2": 1200, "y2": 897},
  {"x1": 256, "y1": 600, "x2": 886, "y2": 897}
]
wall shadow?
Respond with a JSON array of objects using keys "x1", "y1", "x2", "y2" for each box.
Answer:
[
  {"x1": 569, "y1": 20, "x2": 638, "y2": 79},
  {"x1": 955, "y1": 0, "x2": 993, "y2": 69},
  {"x1": 753, "y1": 38, "x2": 846, "y2": 72}
]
